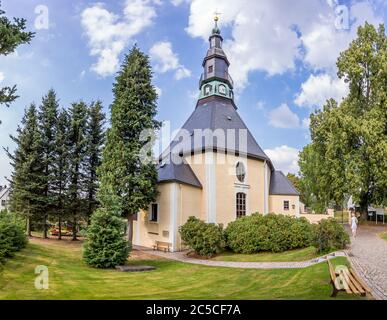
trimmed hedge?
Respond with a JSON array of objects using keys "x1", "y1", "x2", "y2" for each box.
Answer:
[
  {"x1": 179, "y1": 216, "x2": 225, "y2": 257},
  {"x1": 312, "y1": 218, "x2": 350, "y2": 253},
  {"x1": 225, "y1": 213, "x2": 313, "y2": 254},
  {"x1": 180, "y1": 214, "x2": 350, "y2": 257},
  {"x1": 0, "y1": 211, "x2": 28, "y2": 265}
]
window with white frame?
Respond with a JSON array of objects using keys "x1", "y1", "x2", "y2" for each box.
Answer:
[
  {"x1": 284, "y1": 201, "x2": 289, "y2": 211},
  {"x1": 236, "y1": 192, "x2": 246, "y2": 218},
  {"x1": 150, "y1": 203, "x2": 158, "y2": 222}
]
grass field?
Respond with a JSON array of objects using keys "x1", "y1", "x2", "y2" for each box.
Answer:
[
  {"x1": 212, "y1": 247, "x2": 322, "y2": 262},
  {"x1": 0, "y1": 238, "x2": 363, "y2": 300}
]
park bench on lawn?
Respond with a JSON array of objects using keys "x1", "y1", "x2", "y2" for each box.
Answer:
[
  {"x1": 328, "y1": 260, "x2": 372, "y2": 298},
  {"x1": 153, "y1": 241, "x2": 171, "y2": 253}
]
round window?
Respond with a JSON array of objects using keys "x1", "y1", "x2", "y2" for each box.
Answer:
[{"x1": 236, "y1": 162, "x2": 246, "y2": 183}]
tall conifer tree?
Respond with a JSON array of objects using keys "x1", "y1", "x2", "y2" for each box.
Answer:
[
  {"x1": 67, "y1": 102, "x2": 88, "y2": 240},
  {"x1": 84, "y1": 101, "x2": 105, "y2": 224},
  {"x1": 52, "y1": 109, "x2": 70, "y2": 239},
  {"x1": 98, "y1": 46, "x2": 160, "y2": 242},
  {"x1": 38, "y1": 89, "x2": 59, "y2": 238},
  {"x1": 6, "y1": 104, "x2": 45, "y2": 235}
]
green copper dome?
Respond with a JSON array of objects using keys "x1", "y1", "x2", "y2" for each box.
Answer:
[{"x1": 212, "y1": 26, "x2": 221, "y2": 35}]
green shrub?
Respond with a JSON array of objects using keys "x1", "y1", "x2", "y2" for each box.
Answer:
[
  {"x1": 179, "y1": 216, "x2": 225, "y2": 257},
  {"x1": 225, "y1": 213, "x2": 313, "y2": 254},
  {"x1": 312, "y1": 218, "x2": 350, "y2": 253},
  {"x1": 0, "y1": 212, "x2": 28, "y2": 264},
  {"x1": 83, "y1": 208, "x2": 131, "y2": 268}
]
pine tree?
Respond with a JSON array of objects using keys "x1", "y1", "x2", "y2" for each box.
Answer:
[
  {"x1": 38, "y1": 89, "x2": 59, "y2": 238},
  {"x1": 83, "y1": 208, "x2": 130, "y2": 268},
  {"x1": 97, "y1": 46, "x2": 160, "y2": 242},
  {"x1": 67, "y1": 102, "x2": 88, "y2": 240},
  {"x1": 0, "y1": 3, "x2": 34, "y2": 110},
  {"x1": 52, "y1": 109, "x2": 70, "y2": 239},
  {"x1": 6, "y1": 104, "x2": 45, "y2": 235},
  {"x1": 84, "y1": 101, "x2": 105, "y2": 224}
]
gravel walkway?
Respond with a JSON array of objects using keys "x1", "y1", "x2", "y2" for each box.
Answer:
[
  {"x1": 345, "y1": 225, "x2": 387, "y2": 300},
  {"x1": 134, "y1": 245, "x2": 346, "y2": 269}
]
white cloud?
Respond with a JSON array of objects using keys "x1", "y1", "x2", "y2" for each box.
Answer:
[
  {"x1": 81, "y1": 0, "x2": 157, "y2": 77},
  {"x1": 0, "y1": 72, "x2": 4, "y2": 83},
  {"x1": 295, "y1": 73, "x2": 349, "y2": 108},
  {"x1": 268, "y1": 103, "x2": 300, "y2": 129},
  {"x1": 170, "y1": 0, "x2": 189, "y2": 6},
  {"x1": 302, "y1": 117, "x2": 310, "y2": 129},
  {"x1": 174, "y1": 67, "x2": 191, "y2": 80},
  {"x1": 255, "y1": 100, "x2": 265, "y2": 110},
  {"x1": 185, "y1": 0, "x2": 382, "y2": 90},
  {"x1": 265, "y1": 145, "x2": 300, "y2": 174},
  {"x1": 155, "y1": 85, "x2": 162, "y2": 97},
  {"x1": 302, "y1": 1, "x2": 382, "y2": 71},
  {"x1": 150, "y1": 41, "x2": 191, "y2": 80}
]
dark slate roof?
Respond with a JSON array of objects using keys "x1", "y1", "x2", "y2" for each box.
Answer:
[
  {"x1": 163, "y1": 96, "x2": 271, "y2": 164},
  {"x1": 157, "y1": 158, "x2": 202, "y2": 189},
  {"x1": 269, "y1": 171, "x2": 300, "y2": 196},
  {"x1": 0, "y1": 187, "x2": 10, "y2": 200}
]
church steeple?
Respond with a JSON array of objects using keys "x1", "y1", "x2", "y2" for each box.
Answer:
[{"x1": 199, "y1": 16, "x2": 234, "y2": 101}]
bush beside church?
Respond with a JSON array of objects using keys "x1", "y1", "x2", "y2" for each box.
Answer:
[{"x1": 179, "y1": 213, "x2": 349, "y2": 257}]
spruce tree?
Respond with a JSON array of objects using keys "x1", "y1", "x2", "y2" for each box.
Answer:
[
  {"x1": 0, "y1": 3, "x2": 34, "y2": 110},
  {"x1": 52, "y1": 109, "x2": 70, "y2": 239},
  {"x1": 83, "y1": 208, "x2": 130, "y2": 268},
  {"x1": 38, "y1": 89, "x2": 59, "y2": 238},
  {"x1": 97, "y1": 46, "x2": 160, "y2": 242},
  {"x1": 85, "y1": 101, "x2": 105, "y2": 224},
  {"x1": 68, "y1": 102, "x2": 88, "y2": 240},
  {"x1": 6, "y1": 104, "x2": 45, "y2": 235}
]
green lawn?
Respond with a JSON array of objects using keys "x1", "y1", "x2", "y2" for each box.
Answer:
[
  {"x1": 212, "y1": 247, "x2": 322, "y2": 262},
  {"x1": 0, "y1": 238, "x2": 363, "y2": 300}
]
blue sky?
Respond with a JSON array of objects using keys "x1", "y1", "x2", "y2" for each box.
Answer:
[{"x1": 0, "y1": 0, "x2": 386, "y2": 185}]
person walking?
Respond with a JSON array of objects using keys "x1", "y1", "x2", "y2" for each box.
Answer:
[{"x1": 350, "y1": 209, "x2": 358, "y2": 238}]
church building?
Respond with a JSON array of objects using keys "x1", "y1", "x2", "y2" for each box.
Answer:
[{"x1": 133, "y1": 18, "x2": 300, "y2": 252}]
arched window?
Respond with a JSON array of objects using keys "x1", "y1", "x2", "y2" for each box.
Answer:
[
  {"x1": 236, "y1": 192, "x2": 246, "y2": 219},
  {"x1": 204, "y1": 84, "x2": 212, "y2": 96},
  {"x1": 236, "y1": 162, "x2": 246, "y2": 183},
  {"x1": 218, "y1": 84, "x2": 227, "y2": 95}
]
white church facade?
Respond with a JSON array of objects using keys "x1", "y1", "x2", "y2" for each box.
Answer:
[{"x1": 133, "y1": 19, "x2": 301, "y2": 252}]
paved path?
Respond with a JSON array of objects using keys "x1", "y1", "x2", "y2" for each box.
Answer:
[
  {"x1": 345, "y1": 225, "x2": 387, "y2": 300},
  {"x1": 135, "y1": 245, "x2": 346, "y2": 269}
]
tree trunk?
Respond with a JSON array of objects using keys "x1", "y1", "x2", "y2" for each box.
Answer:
[
  {"x1": 127, "y1": 214, "x2": 134, "y2": 243},
  {"x1": 43, "y1": 214, "x2": 48, "y2": 239},
  {"x1": 72, "y1": 216, "x2": 77, "y2": 241},
  {"x1": 359, "y1": 192, "x2": 369, "y2": 221},
  {"x1": 26, "y1": 218, "x2": 31, "y2": 237},
  {"x1": 58, "y1": 216, "x2": 62, "y2": 240}
]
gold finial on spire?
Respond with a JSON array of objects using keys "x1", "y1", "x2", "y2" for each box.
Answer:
[
  {"x1": 213, "y1": 10, "x2": 221, "y2": 32},
  {"x1": 214, "y1": 10, "x2": 221, "y2": 23}
]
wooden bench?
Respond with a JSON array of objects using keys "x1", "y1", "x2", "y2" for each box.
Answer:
[
  {"x1": 153, "y1": 241, "x2": 171, "y2": 253},
  {"x1": 328, "y1": 260, "x2": 371, "y2": 297}
]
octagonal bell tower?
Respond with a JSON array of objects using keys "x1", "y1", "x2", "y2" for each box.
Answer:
[{"x1": 198, "y1": 16, "x2": 234, "y2": 102}]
